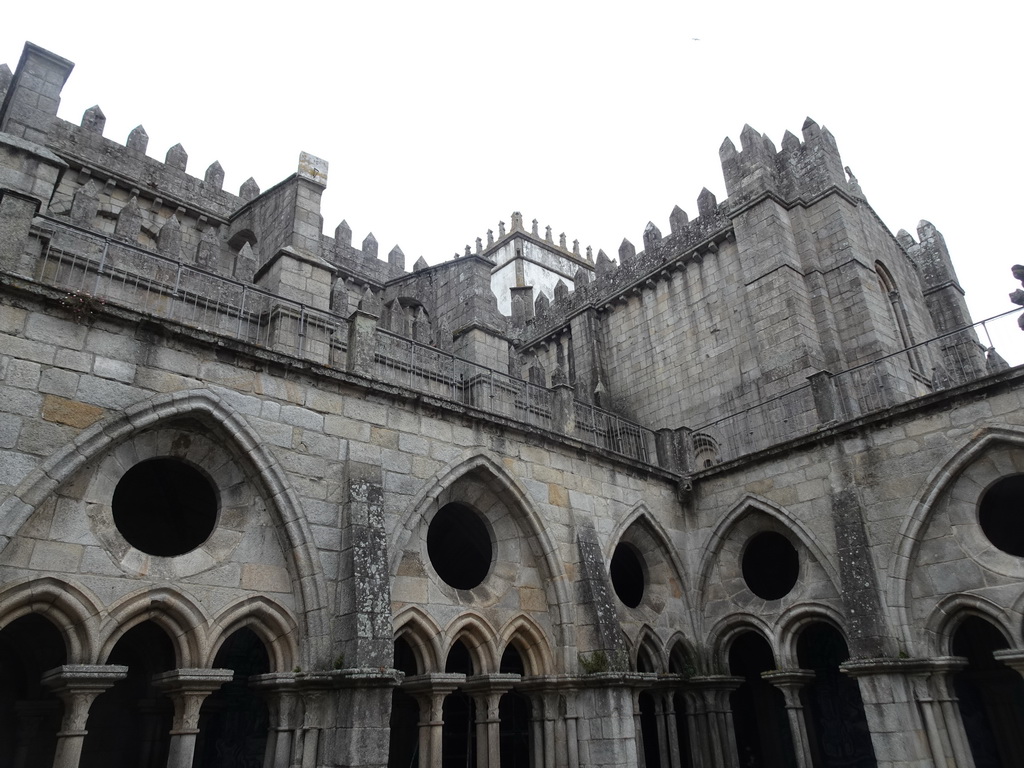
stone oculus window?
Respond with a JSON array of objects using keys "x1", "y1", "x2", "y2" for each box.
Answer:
[
  {"x1": 111, "y1": 458, "x2": 219, "y2": 557},
  {"x1": 610, "y1": 542, "x2": 645, "y2": 608},
  {"x1": 427, "y1": 503, "x2": 493, "y2": 590},
  {"x1": 741, "y1": 531, "x2": 799, "y2": 600},
  {"x1": 978, "y1": 474, "x2": 1024, "y2": 556}
]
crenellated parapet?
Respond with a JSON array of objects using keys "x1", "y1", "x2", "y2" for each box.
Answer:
[
  {"x1": 513, "y1": 191, "x2": 732, "y2": 345},
  {"x1": 720, "y1": 117, "x2": 850, "y2": 204}
]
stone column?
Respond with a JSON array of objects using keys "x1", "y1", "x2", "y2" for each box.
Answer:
[
  {"x1": 842, "y1": 658, "x2": 936, "y2": 768},
  {"x1": 689, "y1": 676, "x2": 743, "y2": 768},
  {"x1": 152, "y1": 668, "x2": 234, "y2": 768},
  {"x1": 926, "y1": 658, "x2": 973, "y2": 768},
  {"x1": 659, "y1": 688, "x2": 682, "y2": 768},
  {"x1": 762, "y1": 670, "x2": 815, "y2": 768},
  {"x1": 41, "y1": 664, "x2": 128, "y2": 768},
  {"x1": 346, "y1": 309, "x2": 380, "y2": 376},
  {"x1": 463, "y1": 674, "x2": 519, "y2": 768},
  {"x1": 564, "y1": 691, "x2": 580, "y2": 768},
  {"x1": 404, "y1": 674, "x2": 464, "y2": 768},
  {"x1": 251, "y1": 672, "x2": 300, "y2": 768},
  {"x1": 630, "y1": 686, "x2": 648, "y2": 768}
]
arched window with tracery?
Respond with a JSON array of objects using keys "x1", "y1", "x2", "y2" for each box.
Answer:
[{"x1": 875, "y1": 261, "x2": 922, "y2": 373}]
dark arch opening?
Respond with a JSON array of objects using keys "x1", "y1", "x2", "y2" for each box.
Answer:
[
  {"x1": 112, "y1": 458, "x2": 218, "y2": 557},
  {"x1": 445, "y1": 640, "x2": 474, "y2": 675},
  {"x1": 741, "y1": 531, "x2": 798, "y2": 600},
  {"x1": 979, "y1": 475, "x2": 1024, "y2": 556},
  {"x1": 194, "y1": 628, "x2": 270, "y2": 768},
  {"x1": 952, "y1": 616, "x2": 1024, "y2": 768},
  {"x1": 728, "y1": 631, "x2": 795, "y2": 768},
  {"x1": 499, "y1": 691, "x2": 531, "y2": 768},
  {"x1": 428, "y1": 503, "x2": 492, "y2": 590},
  {"x1": 796, "y1": 623, "x2": 877, "y2": 768},
  {"x1": 0, "y1": 614, "x2": 67, "y2": 768},
  {"x1": 500, "y1": 643, "x2": 526, "y2": 675},
  {"x1": 394, "y1": 636, "x2": 420, "y2": 676},
  {"x1": 610, "y1": 542, "x2": 645, "y2": 608},
  {"x1": 442, "y1": 691, "x2": 476, "y2": 768},
  {"x1": 389, "y1": 637, "x2": 422, "y2": 768},
  {"x1": 638, "y1": 690, "x2": 662, "y2": 768},
  {"x1": 81, "y1": 621, "x2": 176, "y2": 768}
]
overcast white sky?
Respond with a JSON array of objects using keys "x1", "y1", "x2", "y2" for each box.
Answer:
[{"x1": 3, "y1": 2, "x2": 1023, "y2": 357}]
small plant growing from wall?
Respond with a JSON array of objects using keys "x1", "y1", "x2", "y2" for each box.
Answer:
[{"x1": 60, "y1": 289, "x2": 105, "y2": 324}]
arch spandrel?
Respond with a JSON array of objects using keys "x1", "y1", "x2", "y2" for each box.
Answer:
[
  {"x1": 696, "y1": 495, "x2": 842, "y2": 641},
  {"x1": 892, "y1": 429, "x2": 1024, "y2": 654},
  {"x1": 608, "y1": 504, "x2": 695, "y2": 631},
  {"x1": 0, "y1": 390, "x2": 329, "y2": 665},
  {"x1": 391, "y1": 452, "x2": 574, "y2": 672}
]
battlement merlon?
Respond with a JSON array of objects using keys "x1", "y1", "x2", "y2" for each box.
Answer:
[
  {"x1": 720, "y1": 118, "x2": 849, "y2": 201},
  {"x1": 0, "y1": 43, "x2": 74, "y2": 144}
]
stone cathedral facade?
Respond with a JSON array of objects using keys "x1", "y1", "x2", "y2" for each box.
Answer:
[{"x1": 3, "y1": 41, "x2": 1024, "y2": 768}]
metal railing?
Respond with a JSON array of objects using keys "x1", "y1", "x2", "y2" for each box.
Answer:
[
  {"x1": 691, "y1": 311, "x2": 1019, "y2": 465},
  {"x1": 33, "y1": 218, "x2": 348, "y2": 365},
  {"x1": 25, "y1": 218, "x2": 657, "y2": 465}
]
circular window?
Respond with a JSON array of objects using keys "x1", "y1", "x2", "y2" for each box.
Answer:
[
  {"x1": 610, "y1": 542, "x2": 645, "y2": 608},
  {"x1": 742, "y1": 531, "x2": 799, "y2": 600},
  {"x1": 427, "y1": 503, "x2": 492, "y2": 590},
  {"x1": 112, "y1": 458, "x2": 218, "y2": 557},
  {"x1": 979, "y1": 475, "x2": 1024, "y2": 556}
]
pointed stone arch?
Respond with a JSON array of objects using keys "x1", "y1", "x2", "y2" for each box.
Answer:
[
  {"x1": 926, "y1": 593, "x2": 1016, "y2": 657},
  {"x1": 634, "y1": 624, "x2": 665, "y2": 673},
  {"x1": 695, "y1": 494, "x2": 841, "y2": 628},
  {"x1": 445, "y1": 612, "x2": 499, "y2": 674},
  {"x1": 391, "y1": 452, "x2": 574, "y2": 670},
  {"x1": 98, "y1": 585, "x2": 208, "y2": 666},
  {"x1": 776, "y1": 604, "x2": 850, "y2": 669},
  {"x1": 0, "y1": 389, "x2": 329, "y2": 664},
  {"x1": 394, "y1": 606, "x2": 443, "y2": 674},
  {"x1": 608, "y1": 505, "x2": 695, "y2": 624},
  {"x1": 498, "y1": 614, "x2": 554, "y2": 676},
  {"x1": 666, "y1": 632, "x2": 699, "y2": 676},
  {"x1": 0, "y1": 576, "x2": 101, "y2": 663},
  {"x1": 708, "y1": 614, "x2": 777, "y2": 667},
  {"x1": 888, "y1": 427, "x2": 1024, "y2": 650},
  {"x1": 207, "y1": 595, "x2": 300, "y2": 672}
]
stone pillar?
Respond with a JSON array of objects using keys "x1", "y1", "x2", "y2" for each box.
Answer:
[
  {"x1": 347, "y1": 309, "x2": 380, "y2": 377},
  {"x1": 299, "y1": 687, "x2": 327, "y2": 768},
  {"x1": 404, "y1": 674, "x2": 464, "y2": 768},
  {"x1": 842, "y1": 658, "x2": 936, "y2": 768},
  {"x1": 564, "y1": 692, "x2": 580, "y2": 768},
  {"x1": 689, "y1": 676, "x2": 743, "y2": 768},
  {"x1": 631, "y1": 687, "x2": 647, "y2": 768},
  {"x1": 551, "y1": 381, "x2": 576, "y2": 437},
  {"x1": 463, "y1": 674, "x2": 519, "y2": 768},
  {"x1": 807, "y1": 370, "x2": 842, "y2": 423},
  {"x1": 659, "y1": 689, "x2": 682, "y2": 768},
  {"x1": 152, "y1": 668, "x2": 234, "y2": 768},
  {"x1": 542, "y1": 691, "x2": 556, "y2": 768},
  {"x1": 762, "y1": 670, "x2": 815, "y2": 768},
  {"x1": 41, "y1": 664, "x2": 128, "y2": 768},
  {"x1": 927, "y1": 658, "x2": 973, "y2": 768},
  {"x1": 326, "y1": 669, "x2": 402, "y2": 768},
  {"x1": 251, "y1": 672, "x2": 300, "y2": 768}
]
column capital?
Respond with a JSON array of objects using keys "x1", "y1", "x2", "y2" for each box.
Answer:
[
  {"x1": 840, "y1": 656, "x2": 933, "y2": 678},
  {"x1": 993, "y1": 648, "x2": 1024, "y2": 673},
  {"x1": 153, "y1": 668, "x2": 233, "y2": 734},
  {"x1": 42, "y1": 664, "x2": 129, "y2": 733},
  {"x1": 761, "y1": 669, "x2": 816, "y2": 689}
]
